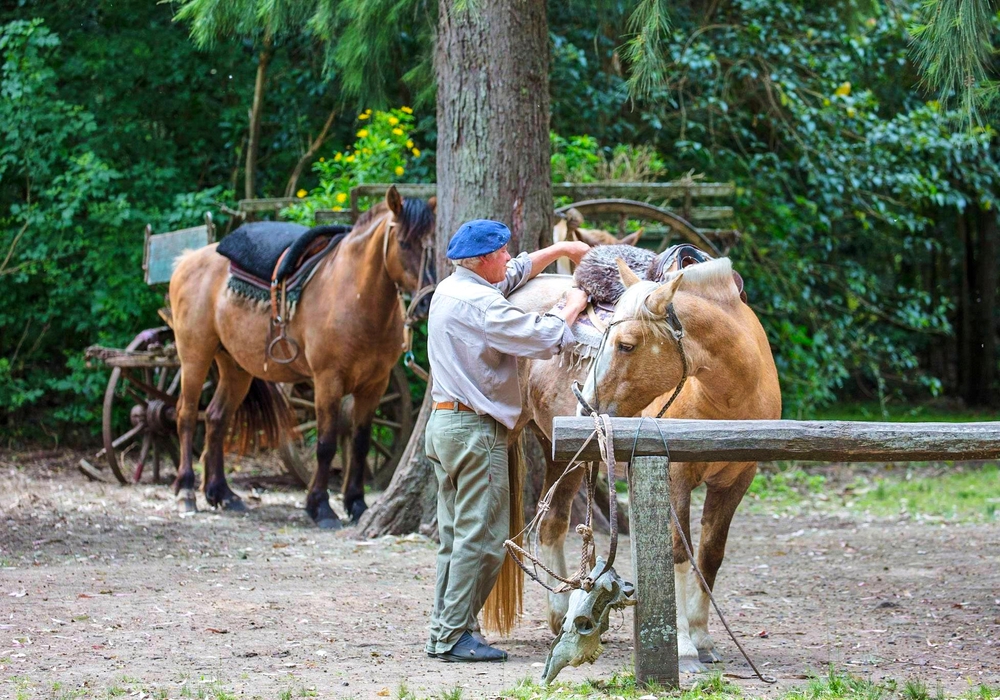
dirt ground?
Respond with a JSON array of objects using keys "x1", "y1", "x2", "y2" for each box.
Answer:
[{"x1": 1, "y1": 450, "x2": 998, "y2": 700}]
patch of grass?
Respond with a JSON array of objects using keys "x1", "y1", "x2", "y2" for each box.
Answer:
[
  {"x1": 439, "y1": 688, "x2": 464, "y2": 700},
  {"x1": 278, "y1": 691, "x2": 292, "y2": 700},
  {"x1": 853, "y1": 463, "x2": 1000, "y2": 521},
  {"x1": 500, "y1": 670, "x2": 999, "y2": 700}
]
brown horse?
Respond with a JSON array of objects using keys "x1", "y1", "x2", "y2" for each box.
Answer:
[
  {"x1": 168, "y1": 187, "x2": 435, "y2": 528},
  {"x1": 485, "y1": 255, "x2": 780, "y2": 673}
]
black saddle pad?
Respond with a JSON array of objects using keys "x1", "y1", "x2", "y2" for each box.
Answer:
[{"x1": 217, "y1": 222, "x2": 351, "y2": 282}]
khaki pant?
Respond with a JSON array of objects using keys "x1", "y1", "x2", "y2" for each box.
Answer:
[{"x1": 424, "y1": 407, "x2": 509, "y2": 655}]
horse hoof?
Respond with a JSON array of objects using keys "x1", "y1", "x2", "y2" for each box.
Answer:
[
  {"x1": 348, "y1": 501, "x2": 367, "y2": 524},
  {"x1": 177, "y1": 490, "x2": 197, "y2": 515},
  {"x1": 317, "y1": 518, "x2": 343, "y2": 531},
  {"x1": 679, "y1": 656, "x2": 707, "y2": 674},
  {"x1": 699, "y1": 647, "x2": 723, "y2": 665},
  {"x1": 221, "y1": 495, "x2": 247, "y2": 512}
]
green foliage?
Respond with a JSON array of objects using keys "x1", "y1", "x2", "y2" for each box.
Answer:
[
  {"x1": 550, "y1": 133, "x2": 666, "y2": 184},
  {"x1": 283, "y1": 106, "x2": 426, "y2": 225}
]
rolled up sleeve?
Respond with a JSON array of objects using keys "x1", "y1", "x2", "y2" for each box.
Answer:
[
  {"x1": 495, "y1": 252, "x2": 533, "y2": 297},
  {"x1": 483, "y1": 299, "x2": 575, "y2": 359}
]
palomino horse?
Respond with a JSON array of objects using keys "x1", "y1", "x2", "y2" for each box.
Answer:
[
  {"x1": 168, "y1": 187, "x2": 435, "y2": 528},
  {"x1": 484, "y1": 253, "x2": 780, "y2": 672}
]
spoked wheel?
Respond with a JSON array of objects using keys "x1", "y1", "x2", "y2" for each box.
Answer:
[
  {"x1": 97, "y1": 328, "x2": 208, "y2": 485},
  {"x1": 278, "y1": 365, "x2": 415, "y2": 490}
]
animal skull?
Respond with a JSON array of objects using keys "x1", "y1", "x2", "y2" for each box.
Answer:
[{"x1": 541, "y1": 557, "x2": 636, "y2": 684}]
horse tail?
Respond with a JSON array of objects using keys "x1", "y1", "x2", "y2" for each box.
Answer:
[
  {"x1": 482, "y1": 433, "x2": 526, "y2": 636},
  {"x1": 226, "y1": 379, "x2": 296, "y2": 454}
]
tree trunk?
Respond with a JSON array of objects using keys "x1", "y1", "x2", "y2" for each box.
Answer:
[
  {"x1": 967, "y1": 207, "x2": 998, "y2": 406},
  {"x1": 284, "y1": 106, "x2": 339, "y2": 198},
  {"x1": 245, "y1": 38, "x2": 272, "y2": 201},
  {"x1": 359, "y1": 0, "x2": 552, "y2": 537}
]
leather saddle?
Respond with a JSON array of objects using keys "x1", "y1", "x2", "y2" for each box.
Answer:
[
  {"x1": 217, "y1": 222, "x2": 352, "y2": 285},
  {"x1": 650, "y1": 243, "x2": 747, "y2": 303}
]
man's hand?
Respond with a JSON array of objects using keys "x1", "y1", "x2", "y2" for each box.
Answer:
[
  {"x1": 550, "y1": 287, "x2": 589, "y2": 328},
  {"x1": 561, "y1": 241, "x2": 591, "y2": 264}
]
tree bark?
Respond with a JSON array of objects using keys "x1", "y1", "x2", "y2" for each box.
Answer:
[
  {"x1": 359, "y1": 0, "x2": 552, "y2": 537},
  {"x1": 245, "y1": 38, "x2": 272, "y2": 201}
]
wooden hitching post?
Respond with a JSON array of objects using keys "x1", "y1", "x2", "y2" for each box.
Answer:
[{"x1": 628, "y1": 455, "x2": 679, "y2": 689}]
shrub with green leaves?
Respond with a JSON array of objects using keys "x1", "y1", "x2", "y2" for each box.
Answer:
[{"x1": 284, "y1": 107, "x2": 423, "y2": 225}]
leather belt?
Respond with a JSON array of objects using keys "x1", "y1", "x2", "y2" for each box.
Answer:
[{"x1": 432, "y1": 401, "x2": 476, "y2": 413}]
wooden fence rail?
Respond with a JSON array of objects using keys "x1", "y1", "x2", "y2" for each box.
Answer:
[
  {"x1": 550, "y1": 416, "x2": 1000, "y2": 690},
  {"x1": 552, "y1": 418, "x2": 1000, "y2": 463}
]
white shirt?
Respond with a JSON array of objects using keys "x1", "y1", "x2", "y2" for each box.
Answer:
[{"x1": 427, "y1": 252, "x2": 575, "y2": 429}]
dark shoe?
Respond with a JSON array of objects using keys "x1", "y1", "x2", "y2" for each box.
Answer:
[{"x1": 436, "y1": 631, "x2": 507, "y2": 663}]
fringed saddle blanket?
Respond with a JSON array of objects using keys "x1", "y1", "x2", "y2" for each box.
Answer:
[{"x1": 217, "y1": 222, "x2": 351, "y2": 314}]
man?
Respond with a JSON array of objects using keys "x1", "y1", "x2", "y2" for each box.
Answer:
[{"x1": 425, "y1": 219, "x2": 590, "y2": 662}]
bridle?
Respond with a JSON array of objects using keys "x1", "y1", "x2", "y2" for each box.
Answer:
[
  {"x1": 573, "y1": 296, "x2": 689, "y2": 420},
  {"x1": 382, "y1": 213, "x2": 435, "y2": 382}
]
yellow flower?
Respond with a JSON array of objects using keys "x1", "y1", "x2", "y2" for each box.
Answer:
[
  {"x1": 365, "y1": 108, "x2": 372, "y2": 114},
  {"x1": 822, "y1": 98, "x2": 831, "y2": 106},
  {"x1": 392, "y1": 128, "x2": 404, "y2": 136},
  {"x1": 336, "y1": 192, "x2": 347, "y2": 204},
  {"x1": 358, "y1": 112, "x2": 369, "y2": 120},
  {"x1": 395, "y1": 165, "x2": 405, "y2": 176},
  {"x1": 319, "y1": 157, "x2": 325, "y2": 162},
  {"x1": 296, "y1": 189, "x2": 308, "y2": 199},
  {"x1": 388, "y1": 116, "x2": 400, "y2": 126},
  {"x1": 356, "y1": 129, "x2": 369, "y2": 138},
  {"x1": 362, "y1": 148, "x2": 372, "y2": 155},
  {"x1": 411, "y1": 148, "x2": 421, "y2": 157},
  {"x1": 334, "y1": 152, "x2": 342, "y2": 162},
  {"x1": 332, "y1": 206, "x2": 343, "y2": 212},
  {"x1": 834, "y1": 81, "x2": 851, "y2": 97},
  {"x1": 846, "y1": 106, "x2": 856, "y2": 118},
  {"x1": 345, "y1": 154, "x2": 355, "y2": 162},
  {"x1": 406, "y1": 140, "x2": 414, "y2": 148},
  {"x1": 401, "y1": 106, "x2": 413, "y2": 114}
]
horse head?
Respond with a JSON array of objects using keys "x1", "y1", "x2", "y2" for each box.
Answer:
[
  {"x1": 383, "y1": 185, "x2": 437, "y2": 296},
  {"x1": 579, "y1": 259, "x2": 687, "y2": 417}
]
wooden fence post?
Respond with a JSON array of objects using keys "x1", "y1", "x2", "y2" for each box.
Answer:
[{"x1": 629, "y1": 456, "x2": 679, "y2": 689}]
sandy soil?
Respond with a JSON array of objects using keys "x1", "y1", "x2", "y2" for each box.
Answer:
[{"x1": 1, "y1": 450, "x2": 998, "y2": 699}]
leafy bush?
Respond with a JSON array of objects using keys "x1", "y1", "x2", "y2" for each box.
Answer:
[{"x1": 283, "y1": 107, "x2": 425, "y2": 225}]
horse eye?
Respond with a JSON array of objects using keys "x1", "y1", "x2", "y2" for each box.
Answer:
[{"x1": 617, "y1": 342, "x2": 635, "y2": 353}]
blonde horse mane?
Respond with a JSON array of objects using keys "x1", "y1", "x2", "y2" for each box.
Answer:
[{"x1": 612, "y1": 257, "x2": 738, "y2": 338}]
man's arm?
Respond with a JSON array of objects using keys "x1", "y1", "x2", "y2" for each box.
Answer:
[{"x1": 525, "y1": 241, "x2": 590, "y2": 282}]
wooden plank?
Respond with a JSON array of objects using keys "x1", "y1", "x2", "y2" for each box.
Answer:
[
  {"x1": 554, "y1": 182, "x2": 735, "y2": 200},
  {"x1": 237, "y1": 197, "x2": 298, "y2": 213},
  {"x1": 629, "y1": 455, "x2": 679, "y2": 689},
  {"x1": 144, "y1": 226, "x2": 211, "y2": 285},
  {"x1": 314, "y1": 209, "x2": 356, "y2": 225},
  {"x1": 552, "y1": 418, "x2": 1000, "y2": 463},
  {"x1": 578, "y1": 206, "x2": 734, "y2": 223}
]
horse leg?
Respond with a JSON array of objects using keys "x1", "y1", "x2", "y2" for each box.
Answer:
[
  {"x1": 171, "y1": 350, "x2": 214, "y2": 514},
  {"x1": 202, "y1": 353, "x2": 253, "y2": 511},
  {"x1": 670, "y1": 467, "x2": 705, "y2": 673},
  {"x1": 688, "y1": 462, "x2": 757, "y2": 665},
  {"x1": 342, "y1": 389, "x2": 381, "y2": 524},
  {"x1": 533, "y1": 430, "x2": 586, "y2": 635},
  {"x1": 305, "y1": 376, "x2": 343, "y2": 530}
]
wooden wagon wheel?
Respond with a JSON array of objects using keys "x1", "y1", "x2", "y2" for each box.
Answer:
[
  {"x1": 97, "y1": 327, "x2": 209, "y2": 485},
  {"x1": 278, "y1": 364, "x2": 415, "y2": 491},
  {"x1": 555, "y1": 198, "x2": 723, "y2": 256}
]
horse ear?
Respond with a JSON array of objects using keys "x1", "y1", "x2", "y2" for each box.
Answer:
[
  {"x1": 577, "y1": 229, "x2": 606, "y2": 247},
  {"x1": 427, "y1": 196, "x2": 437, "y2": 212},
  {"x1": 385, "y1": 185, "x2": 403, "y2": 216},
  {"x1": 565, "y1": 207, "x2": 584, "y2": 231},
  {"x1": 619, "y1": 228, "x2": 643, "y2": 246},
  {"x1": 645, "y1": 272, "x2": 685, "y2": 317},
  {"x1": 616, "y1": 258, "x2": 642, "y2": 289}
]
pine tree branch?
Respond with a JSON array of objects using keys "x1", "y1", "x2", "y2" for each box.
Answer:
[
  {"x1": 622, "y1": 0, "x2": 671, "y2": 101},
  {"x1": 908, "y1": 0, "x2": 999, "y2": 126}
]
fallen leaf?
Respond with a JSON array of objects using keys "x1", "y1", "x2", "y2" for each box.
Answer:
[
  {"x1": 272, "y1": 543, "x2": 289, "y2": 549},
  {"x1": 205, "y1": 628, "x2": 229, "y2": 634},
  {"x1": 758, "y1": 630, "x2": 769, "y2": 638},
  {"x1": 377, "y1": 689, "x2": 390, "y2": 697},
  {"x1": 78, "y1": 593, "x2": 94, "y2": 599}
]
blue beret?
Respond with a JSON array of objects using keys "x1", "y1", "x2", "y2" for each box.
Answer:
[{"x1": 446, "y1": 219, "x2": 511, "y2": 260}]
